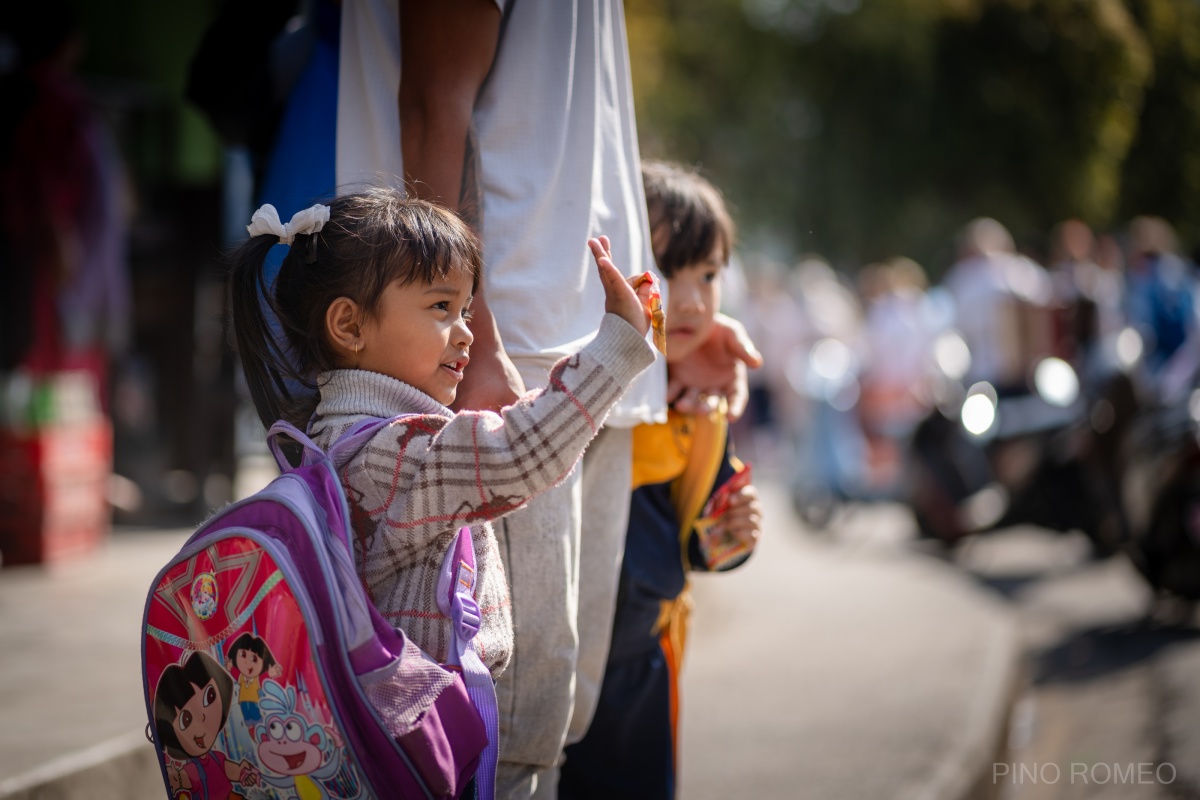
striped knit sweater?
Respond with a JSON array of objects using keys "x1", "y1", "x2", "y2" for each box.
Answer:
[{"x1": 308, "y1": 314, "x2": 656, "y2": 678}]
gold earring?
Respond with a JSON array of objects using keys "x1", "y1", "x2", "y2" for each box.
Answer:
[{"x1": 354, "y1": 341, "x2": 361, "y2": 356}]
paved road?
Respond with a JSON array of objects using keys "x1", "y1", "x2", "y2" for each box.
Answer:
[
  {"x1": 677, "y1": 483, "x2": 1020, "y2": 800},
  {"x1": 768, "y1": 500, "x2": 1200, "y2": 800},
  {"x1": 952, "y1": 527, "x2": 1200, "y2": 800}
]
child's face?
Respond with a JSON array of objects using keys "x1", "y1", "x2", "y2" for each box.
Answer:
[
  {"x1": 357, "y1": 268, "x2": 475, "y2": 405},
  {"x1": 236, "y1": 648, "x2": 263, "y2": 678},
  {"x1": 665, "y1": 252, "x2": 723, "y2": 364},
  {"x1": 174, "y1": 678, "x2": 224, "y2": 756}
]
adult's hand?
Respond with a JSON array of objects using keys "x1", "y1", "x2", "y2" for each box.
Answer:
[
  {"x1": 452, "y1": 295, "x2": 526, "y2": 413},
  {"x1": 667, "y1": 313, "x2": 763, "y2": 421},
  {"x1": 453, "y1": 347, "x2": 525, "y2": 413}
]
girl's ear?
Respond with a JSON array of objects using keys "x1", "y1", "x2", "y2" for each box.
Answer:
[{"x1": 325, "y1": 297, "x2": 363, "y2": 362}]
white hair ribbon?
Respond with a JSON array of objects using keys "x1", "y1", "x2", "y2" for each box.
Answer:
[{"x1": 246, "y1": 203, "x2": 331, "y2": 245}]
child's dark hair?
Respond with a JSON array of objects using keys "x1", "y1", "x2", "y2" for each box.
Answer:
[
  {"x1": 229, "y1": 187, "x2": 484, "y2": 428},
  {"x1": 225, "y1": 632, "x2": 277, "y2": 673},
  {"x1": 153, "y1": 651, "x2": 235, "y2": 760},
  {"x1": 641, "y1": 160, "x2": 735, "y2": 278}
]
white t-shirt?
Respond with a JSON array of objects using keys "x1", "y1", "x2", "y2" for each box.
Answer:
[
  {"x1": 943, "y1": 252, "x2": 1053, "y2": 387},
  {"x1": 336, "y1": 0, "x2": 666, "y2": 426}
]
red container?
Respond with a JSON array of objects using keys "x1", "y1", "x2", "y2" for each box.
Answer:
[{"x1": 0, "y1": 418, "x2": 112, "y2": 566}]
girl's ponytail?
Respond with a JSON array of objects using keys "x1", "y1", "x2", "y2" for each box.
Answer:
[
  {"x1": 228, "y1": 234, "x2": 303, "y2": 428},
  {"x1": 229, "y1": 203, "x2": 332, "y2": 429}
]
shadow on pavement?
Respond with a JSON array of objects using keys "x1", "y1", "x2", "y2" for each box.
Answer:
[{"x1": 1031, "y1": 621, "x2": 1200, "y2": 685}]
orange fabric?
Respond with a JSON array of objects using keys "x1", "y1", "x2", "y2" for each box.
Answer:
[
  {"x1": 655, "y1": 586, "x2": 693, "y2": 770},
  {"x1": 660, "y1": 623, "x2": 681, "y2": 770}
]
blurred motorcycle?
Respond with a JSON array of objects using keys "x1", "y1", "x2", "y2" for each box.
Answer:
[
  {"x1": 907, "y1": 325, "x2": 1140, "y2": 554},
  {"x1": 785, "y1": 336, "x2": 869, "y2": 529},
  {"x1": 786, "y1": 334, "x2": 929, "y2": 529},
  {"x1": 1120, "y1": 346, "x2": 1200, "y2": 604}
]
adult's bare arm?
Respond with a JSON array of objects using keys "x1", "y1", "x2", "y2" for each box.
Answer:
[
  {"x1": 399, "y1": 0, "x2": 525, "y2": 412},
  {"x1": 667, "y1": 313, "x2": 764, "y2": 421},
  {"x1": 399, "y1": 0, "x2": 498, "y2": 211}
]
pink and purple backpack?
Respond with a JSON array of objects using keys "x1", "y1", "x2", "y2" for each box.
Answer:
[{"x1": 141, "y1": 418, "x2": 499, "y2": 799}]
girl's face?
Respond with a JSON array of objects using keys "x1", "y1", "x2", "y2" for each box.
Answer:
[
  {"x1": 665, "y1": 252, "x2": 723, "y2": 365},
  {"x1": 175, "y1": 678, "x2": 224, "y2": 756},
  {"x1": 356, "y1": 268, "x2": 475, "y2": 405},
  {"x1": 236, "y1": 648, "x2": 263, "y2": 678}
]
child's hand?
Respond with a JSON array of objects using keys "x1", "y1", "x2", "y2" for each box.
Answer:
[
  {"x1": 239, "y1": 763, "x2": 260, "y2": 787},
  {"x1": 168, "y1": 765, "x2": 183, "y2": 792},
  {"x1": 667, "y1": 313, "x2": 763, "y2": 421},
  {"x1": 716, "y1": 482, "x2": 762, "y2": 549},
  {"x1": 591, "y1": 236, "x2": 653, "y2": 336}
]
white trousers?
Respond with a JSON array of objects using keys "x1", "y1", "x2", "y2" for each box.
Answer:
[{"x1": 494, "y1": 426, "x2": 633, "y2": 800}]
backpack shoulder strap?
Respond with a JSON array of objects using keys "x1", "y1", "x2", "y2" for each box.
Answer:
[
  {"x1": 436, "y1": 526, "x2": 498, "y2": 800},
  {"x1": 266, "y1": 420, "x2": 324, "y2": 472},
  {"x1": 326, "y1": 416, "x2": 404, "y2": 469},
  {"x1": 265, "y1": 414, "x2": 415, "y2": 473}
]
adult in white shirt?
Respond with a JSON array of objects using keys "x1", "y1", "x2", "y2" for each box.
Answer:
[
  {"x1": 942, "y1": 217, "x2": 1053, "y2": 392},
  {"x1": 336, "y1": 3, "x2": 761, "y2": 798}
]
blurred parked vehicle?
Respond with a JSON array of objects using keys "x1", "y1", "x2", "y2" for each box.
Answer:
[
  {"x1": 785, "y1": 259, "x2": 948, "y2": 529},
  {"x1": 907, "y1": 318, "x2": 1141, "y2": 555},
  {"x1": 779, "y1": 260, "x2": 869, "y2": 529},
  {"x1": 1121, "y1": 336, "x2": 1200, "y2": 605},
  {"x1": 786, "y1": 333, "x2": 869, "y2": 529}
]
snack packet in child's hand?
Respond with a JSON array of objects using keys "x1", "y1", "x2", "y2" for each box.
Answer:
[
  {"x1": 693, "y1": 463, "x2": 754, "y2": 570},
  {"x1": 631, "y1": 271, "x2": 667, "y2": 355}
]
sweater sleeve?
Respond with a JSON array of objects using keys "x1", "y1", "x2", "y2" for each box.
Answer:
[{"x1": 346, "y1": 313, "x2": 656, "y2": 566}]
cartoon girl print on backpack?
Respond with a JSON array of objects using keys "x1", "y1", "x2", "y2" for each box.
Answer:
[
  {"x1": 224, "y1": 632, "x2": 283, "y2": 737},
  {"x1": 152, "y1": 651, "x2": 261, "y2": 799}
]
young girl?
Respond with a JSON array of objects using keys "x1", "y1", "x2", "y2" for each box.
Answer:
[
  {"x1": 229, "y1": 187, "x2": 657, "y2": 707},
  {"x1": 560, "y1": 161, "x2": 763, "y2": 800},
  {"x1": 153, "y1": 651, "x2": 261, "y2": 797},
  {"x1": 223, "y1": 632, "x2": 282, "y2": 734}
]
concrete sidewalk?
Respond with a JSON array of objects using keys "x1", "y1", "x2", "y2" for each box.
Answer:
[
  {"x1": 678, "y1": 485, "x2": 1024, "y2": 800},
  {"x1": 0, "y1": 527, "x2": 190, "y2": 800},
  {"x1": 0, "y1": 482, "x2": 1024, "y2": 800}
]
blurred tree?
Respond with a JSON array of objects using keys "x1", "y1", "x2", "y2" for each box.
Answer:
[
  {"x1": 1119, "y1": 0, "x2": 1200, "y2": 250},
  {"x1": 924, "y1": 0, "x2": 1150, "y2": 260},
  {"x1": 629, "y1": 0, "x2": 1171, "y2": 276}
]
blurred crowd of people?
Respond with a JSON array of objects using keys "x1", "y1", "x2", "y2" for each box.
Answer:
[{"x1": 736, "y1": 214, "x2": 1200, "y2": 506}]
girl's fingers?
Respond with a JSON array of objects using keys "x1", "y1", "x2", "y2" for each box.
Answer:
[
  {"x1": 591, "y1": 235, "x2": 651, "y2": 335},
  {"x1": 588, "y1": 237, "x2": 607, "y2": 262},
  {"x1": 631, "y1": 273, "x2": 657, "y2": 303}
]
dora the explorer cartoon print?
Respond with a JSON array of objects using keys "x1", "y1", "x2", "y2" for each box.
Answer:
[
  {"x1": 255, "y1": 681, "x2": 364, "y2": 799},
  {"x1": 153, "y1": 651, "x2": 260, "y2": 799},
  {"x1": 224, "y1": 632, "x2": 283, "y2": 734}
]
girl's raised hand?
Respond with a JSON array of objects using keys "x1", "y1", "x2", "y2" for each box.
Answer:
[{"x1": 590, "y1": 236, "x2": 653, "y2": 337}]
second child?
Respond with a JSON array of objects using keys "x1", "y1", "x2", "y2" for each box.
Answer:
[{"x1": 559, "y1": 162, "x2": 764, "y2": 800}]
